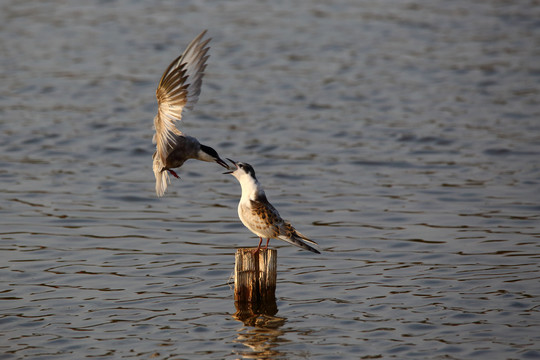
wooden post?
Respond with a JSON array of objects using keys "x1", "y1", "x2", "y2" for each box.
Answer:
[
  {"x1": 234, "y1": 248, "x2": 278, "y2": 324},
  {"x1": 234, "y1": 248, "x2": 277, "y2": 315}
]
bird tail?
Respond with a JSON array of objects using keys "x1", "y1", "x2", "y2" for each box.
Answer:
[
  {"x1": 284, "y1": 221, "x2": 318, "y2": 245},
  {"x1": 153, "y1": 153, "x2": 169, "y2": 197},
  {"x1": 278, "y1": 234, "x2": 321, "y2": 254},
  {"x1": 279, "y1": 221, "x2": 320, "y2": 254}
]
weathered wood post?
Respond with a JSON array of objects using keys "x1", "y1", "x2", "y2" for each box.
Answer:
[
  {"x1": 234, "y1": 248, "x2": 277, "y2": 303},
  {"x1": 234, "y1": 248, "x2": 278, "y2": 321}
]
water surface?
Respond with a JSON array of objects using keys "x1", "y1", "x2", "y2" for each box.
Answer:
[{"x1": 1, "y1": 1, "x2": 539, "y2": 359}]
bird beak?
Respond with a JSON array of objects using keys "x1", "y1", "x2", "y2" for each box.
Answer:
[
  {"x1": 223, "y1": 158, "x2": 237, "y2": 174},
  {"x1": 215, "y1": 157, "x2": 230, "y2": 169}
]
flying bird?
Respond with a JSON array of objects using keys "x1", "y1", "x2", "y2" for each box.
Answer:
[
  {"x1": 152, "y1": 30, "x2": 228, "y2": 197},
  {"x1": 225, "y1": 159, "x2": 320, "y2": 254}
]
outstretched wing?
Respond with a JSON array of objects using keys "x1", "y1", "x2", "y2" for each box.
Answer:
[{"x1": 153, "y1": 30, "x2": 211, "y2": 165}]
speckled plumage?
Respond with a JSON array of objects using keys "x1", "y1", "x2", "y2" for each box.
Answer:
[
  {"x1": 226, "y1": 160, "x2": 320, "y2": 254},
  {"x1": 239, "y1": 195, "x2": 282, "y2": 240}
]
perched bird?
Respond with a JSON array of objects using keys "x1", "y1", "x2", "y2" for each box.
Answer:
[
  {"x1": 152, "y1": 30, "x2": 228, "y2": 197},
  {"x1": 225, "y1": 159, "x2": 320, "y2": 254}
]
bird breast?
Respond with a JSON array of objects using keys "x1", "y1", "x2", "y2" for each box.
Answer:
[{"x1": 238, "y1": 201, "x2": 281, "y2": 239}]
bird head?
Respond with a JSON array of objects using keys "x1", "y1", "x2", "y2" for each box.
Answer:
[
  {"x1": 223, "y1": 158, "x2": 257, "y2": 181},
  {"x1": 199, "y1": 145, "x2": 229, "y2": 169}
]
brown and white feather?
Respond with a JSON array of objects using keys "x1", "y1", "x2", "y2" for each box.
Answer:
[
  {"x1": 151, "y1": 31, "x2": 211, "y2": 197},
  {"x1": 239, "y1": 197, "x2": 283, "y2": 240},
  {"x1": 153, "y1": 30, "x2": 211, "y2": 166},
  {"x1": 282, "y1": 221, "x2": 318, "y2": 245},
  {"x1": 230, "y1": 161, "x2": 320, "y2": 253}
]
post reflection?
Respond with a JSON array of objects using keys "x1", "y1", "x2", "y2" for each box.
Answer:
[{"x1": 232, "y1": 300, "x2": 287, "y2": 359}]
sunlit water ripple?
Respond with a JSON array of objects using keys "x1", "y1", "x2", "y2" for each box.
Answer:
[{"x1": 1, "y1": 1, "x2": 539, "y2": 359}]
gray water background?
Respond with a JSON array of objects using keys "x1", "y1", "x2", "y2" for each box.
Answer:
[{"x1": 1, "y1": 1, "x2": 540, "y2": 359}]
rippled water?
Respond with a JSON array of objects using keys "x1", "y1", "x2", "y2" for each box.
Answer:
[{"x1": 2, "y1": 1, "x2": 540, "y2": 359}]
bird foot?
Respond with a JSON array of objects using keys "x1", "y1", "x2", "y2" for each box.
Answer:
[
  {"x1": 169, "y1": 170, "x2": 180, "y2": 179},
  {"x1": 251, "y1": 237, "x2": 264, "y2": 255}
]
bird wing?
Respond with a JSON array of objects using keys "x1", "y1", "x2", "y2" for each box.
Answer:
[
  {"x1": 251, "y1": 197, "x2": 320, "y2": 254},
  {"x1": 248, "y1": 199, "x2": 283, "y2": 239},
  {"x1": 282, "y1": 221, "x2": 318, "y2": 245},
  {"x1": 152, "y1": 151, "x2": 170, "y2": 197},
  {"x1": 277, "y1": 221, "x2": 320, "y2": 254},
  {"x1": 276, "y1": 233, "x2": 320, "y2": 254},
  {"x1": 153, "y1": 30, "x2": 211, "y2": 165}
]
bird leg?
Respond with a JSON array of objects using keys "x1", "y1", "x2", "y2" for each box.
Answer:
[
  {"x1": 263, "y1": 238, "x2": 270, "y2": 250},
  {"x1": 252, "y1": 237, "x2": 263, "y2": 255},
  {"x1": 168, "y1": 169, "x2": 180, "y2": 179}
]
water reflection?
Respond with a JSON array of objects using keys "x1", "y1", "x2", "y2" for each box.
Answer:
[
  {"x1": 233, "y1": 300, "x2": 287, "y2": 359},
  {"x1": 2, "y1": 0, "x2": 540, "y2": 359}
]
